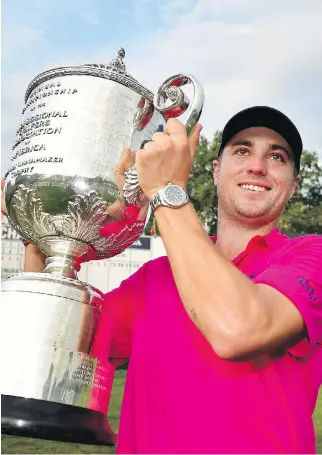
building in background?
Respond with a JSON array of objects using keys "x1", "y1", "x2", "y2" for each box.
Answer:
[{"x1": 1, "y1": 213, "x2": 166, "y2": 291}]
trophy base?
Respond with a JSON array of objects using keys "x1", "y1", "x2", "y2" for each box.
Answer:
[{"x1": 1, "y1": 395, "x2": 116, "y2": 446}]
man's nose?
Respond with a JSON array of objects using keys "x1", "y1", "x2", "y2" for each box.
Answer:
[{"x1": 246, "y1": 156, "x2": 268, "y2": 175}]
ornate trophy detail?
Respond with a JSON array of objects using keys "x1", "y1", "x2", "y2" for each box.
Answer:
[
  {"x1": 60, "y1": 191, "x2": 108, "y2": 243},
  {"x1": 107, "y1": 47, "x2": 127, "y2": 72},
  {"x1": 1, "y1": 48, "x2": 204, "y2": 445},
  {"x1": 123, "y1": 164, "x2": 143, "y2": 206},
  {"x1": 10, "y1": 185, "x2": 58, "y2": 239}
]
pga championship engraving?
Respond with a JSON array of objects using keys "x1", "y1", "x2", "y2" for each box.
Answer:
[{"x1": 1, "y1": 48, "x2": 204, "y2": 444}]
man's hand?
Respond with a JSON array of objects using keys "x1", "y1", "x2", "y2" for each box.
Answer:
[
  {"x1": 106, "y1": 148, "x2": 136, "y2": 219},
  {"x1": 103, "y1": 148, "x2": 148, "y2": 221},
  {"x1": 136, "y1": 119, "x2": 202, "y2": 201},
  {"x1": 99, "y1": 148, "x2": 149, "y2": 239}
]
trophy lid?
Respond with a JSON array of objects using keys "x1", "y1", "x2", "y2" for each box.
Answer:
[{"x1": 24, "y1": 47, "x2": 154, "y2": 103}]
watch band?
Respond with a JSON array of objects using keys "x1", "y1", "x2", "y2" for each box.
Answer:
[{"x1": 150, "y1": 193, "x2": 162, "y2": 213}]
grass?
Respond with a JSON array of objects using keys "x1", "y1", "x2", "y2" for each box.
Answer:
[
  {"x1": 2, "y1": 371, "x2": 322, "y2": 454},
  {"x1": 315, "y1": 388, "x2": 322, "y2": 453}
]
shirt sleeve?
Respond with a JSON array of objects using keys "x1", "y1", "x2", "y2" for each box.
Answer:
[
  {"x1": 91, "y1": 263, "x2": 147, "y2": 367},
  {"x1": 253, "y1": 236, "x2": 322, "y2": 358}
]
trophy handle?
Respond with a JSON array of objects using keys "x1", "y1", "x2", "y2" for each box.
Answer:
[
  {"x1": 122, "y1": 75, "x2": 204, "y2": 206},
  {"x1": 153, "y1": 74, "x2": 204, "y2": 136}
]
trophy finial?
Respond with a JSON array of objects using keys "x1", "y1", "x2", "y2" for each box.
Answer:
[
  {"x1": 108, "y1": 47, "x2": 126, "y2": 73},
  {"x1": 118, "y1": 47, "x2": 125, "y2": 59}
]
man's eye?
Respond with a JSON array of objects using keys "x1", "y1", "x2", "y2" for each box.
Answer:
[
  {"x1": 270, "y1": 153, "x2": 285, "y2": 162},
  {"x1": 235, "y1": 148, "x2": 250, "y2": 155}
]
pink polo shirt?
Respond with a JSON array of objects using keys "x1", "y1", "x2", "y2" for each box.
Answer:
[{"x1": 98, "y1": 229, "x2": 322, "y2": 454}]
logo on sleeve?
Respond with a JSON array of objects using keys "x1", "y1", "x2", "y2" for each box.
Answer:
[{"x1": 299, "y1": 278, "x2": 317, "y2": 303}]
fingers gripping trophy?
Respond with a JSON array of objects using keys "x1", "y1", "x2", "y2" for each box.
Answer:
[{"x1": 1, "y1": 48, "x2": 204, "y2": 444}]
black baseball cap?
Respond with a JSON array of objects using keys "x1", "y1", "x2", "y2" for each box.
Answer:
[{"x1": 218, "y1": 106, "x2": 303, "y2": 172}]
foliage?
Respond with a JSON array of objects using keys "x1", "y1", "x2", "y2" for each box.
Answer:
[
  {"x1": 279, "y1": 150, "x2": 322, "y2": 236},
  {"x1": 187, "y1": 132, "x2": 221, "y2": 235}
]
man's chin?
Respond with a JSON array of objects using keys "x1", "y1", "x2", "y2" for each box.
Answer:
[
  {"x1": 235, "y1": 206, "x2": 271, "y2": 220},
  {"x1": 220, "y1": 198, "x2": 277, "y2": 223}
]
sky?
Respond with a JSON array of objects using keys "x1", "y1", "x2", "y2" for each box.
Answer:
[{"x1": 2, "y1": 0, "x2": 322, "y2": 172}]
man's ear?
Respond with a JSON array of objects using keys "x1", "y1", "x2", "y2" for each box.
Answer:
[
  {"x1": 213, "y1": 160, "x2": 220, "y2": 186},
  {"x1": 289, "y1": 174, "x2": 301, "y2": 199}
]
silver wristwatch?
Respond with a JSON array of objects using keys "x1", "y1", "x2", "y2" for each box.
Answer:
[{"x1": 150, "y1": 183, "x2": 190, "y2": 213}]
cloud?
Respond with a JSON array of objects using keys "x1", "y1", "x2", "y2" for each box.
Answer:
[
  {"x1": 128, "y1": 0, "x2": 322, "y2": 153},
  {"x1": 156, "y1": 0, "x2": 196, "y2": 24},
  {"x1": 2, "y1": 0, "x2": 322, "y2": 173},
  {"x1": 2, "y1": 26, "x2": 44, "y2": 58}
]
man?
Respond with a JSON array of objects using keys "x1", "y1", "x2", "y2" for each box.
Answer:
[{"x1": 3, "y1": 106, "x2": 322, "y2": 453}]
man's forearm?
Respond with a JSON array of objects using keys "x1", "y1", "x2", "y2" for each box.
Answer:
[
  {"x1": 154, "y1": 203, "x2": 264, "y2": 358},
  {"x1": 24, "y1": 244, "x2": 47, "y2": 272}
]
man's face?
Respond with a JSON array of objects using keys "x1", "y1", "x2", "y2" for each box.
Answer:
[{"x1": 213, "y1": 127, "x2": 300, "y2": 225}]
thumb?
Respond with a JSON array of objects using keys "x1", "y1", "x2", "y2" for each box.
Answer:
[
  {"x1": 115, "y1": 149, "x2": 135, "y2": 176},
  {"x1": 164, "y1": 118, "x2": 187, "y2": 137},
  {"x1": 189, "y1": 124, "x2": 203, "y2": 159}
]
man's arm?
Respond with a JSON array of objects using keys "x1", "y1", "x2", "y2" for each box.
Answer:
[
  {"x1": 24, "y1": 244, "x2": 47, "y2": 272},
  {"x1": 136, "y1": 119, "x2": 321, "y2": 360},
  {"x1": 154, "y1": 203, "x2": 308, "y2": 360}
]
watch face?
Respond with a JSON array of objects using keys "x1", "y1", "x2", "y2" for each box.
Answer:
[{"x1": 163, "y1": 185, "x2": 186, "y2": 206}]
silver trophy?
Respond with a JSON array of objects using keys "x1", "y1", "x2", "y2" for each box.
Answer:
[{"x1": 1, "y1": 48, "x2": 204, "y2": 444}]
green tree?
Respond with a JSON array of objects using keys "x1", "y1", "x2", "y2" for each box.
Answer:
[
  {"x1": 279, "y1": 150, "x2": 322, "y2": 236},
  {"x1": 187, "y1": 132, "x2": 221, "y2": 235}
]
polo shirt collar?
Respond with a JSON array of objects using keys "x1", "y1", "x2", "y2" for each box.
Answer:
[{"x1": 210, "y1": 228, "x2": 286, "y2": 264}]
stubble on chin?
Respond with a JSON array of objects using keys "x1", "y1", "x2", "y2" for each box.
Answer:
[{"x1": 218, "y1": 189, "x2": 276, "y2": 224}]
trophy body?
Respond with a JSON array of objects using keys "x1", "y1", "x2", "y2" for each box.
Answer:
[{"x1": 1, "y1": 49, "x2": 204, "y2": 444}]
